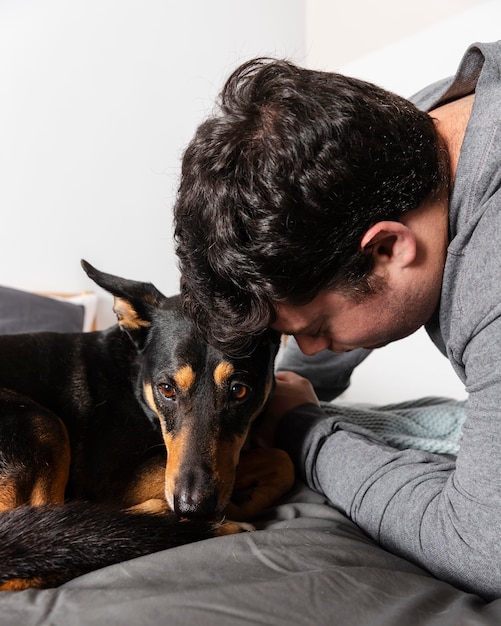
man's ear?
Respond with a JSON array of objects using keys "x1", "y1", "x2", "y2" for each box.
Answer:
[{"x1": 360, "y1": 221, "x2": 417, "y2": 269}]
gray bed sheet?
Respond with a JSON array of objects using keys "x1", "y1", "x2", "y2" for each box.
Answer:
[{"x1": 1, "y1": 482, "x2": 500, "y2": 626}]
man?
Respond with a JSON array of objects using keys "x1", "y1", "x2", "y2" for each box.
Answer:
[{"x1": 174, "y1": 41, "x2": 501, "y2": 598}]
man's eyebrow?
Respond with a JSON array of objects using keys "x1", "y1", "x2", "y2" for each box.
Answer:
[
  {"x1": 272, "y1": 321, "x2": 318, "y2": 336},
  {"x1": 271, "y1": 323, "x2": 296, "y2": 336}
]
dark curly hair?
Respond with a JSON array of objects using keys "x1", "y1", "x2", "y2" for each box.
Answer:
[{"x1": 173, "y1": 57, "x2": 448, "y2": 354}]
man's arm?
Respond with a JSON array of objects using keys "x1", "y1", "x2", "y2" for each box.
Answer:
[{"x1": 271, "y1": 371, "x2": 501, "y2": 600}]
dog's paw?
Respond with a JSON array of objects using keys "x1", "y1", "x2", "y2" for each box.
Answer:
[
  {"x1": 126, "y1": 498, "x2": 171, "y2": 515},
  {"x1": 214, "y1": 520, "x2": 255, "y2": 536}
]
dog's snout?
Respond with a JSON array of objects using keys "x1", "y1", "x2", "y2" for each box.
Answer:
[
  {"x1": 174, "y1": 490, "x2": 218, "y2": 518},
  {"x1": 172, "y1": 468, "x2": 218, "y2": 519}
]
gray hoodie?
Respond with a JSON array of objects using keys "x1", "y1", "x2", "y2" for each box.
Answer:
[{"x1": 276, "y1": 41, "x2": 501, "y2": 599}]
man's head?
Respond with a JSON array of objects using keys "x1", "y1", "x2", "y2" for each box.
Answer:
[{"x1": 173, "y1": 57, "x2": 449, "y2": 354}]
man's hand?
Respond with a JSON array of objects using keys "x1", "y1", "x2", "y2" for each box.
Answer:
[{"x1": 253, "y1": 371, "x2": 320, "y2": 448}]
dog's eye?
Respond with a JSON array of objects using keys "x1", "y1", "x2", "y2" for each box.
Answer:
[
  {"x1": 159, "y1": 383, "x2": 177, "y2": 401},
  {"x1": 230, "y1": 383, "x2": 250, "y2": 401}
]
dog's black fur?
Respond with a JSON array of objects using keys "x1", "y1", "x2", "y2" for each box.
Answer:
[{"x1": 0, "y1": 261, "x2": 293, "y2": 590}]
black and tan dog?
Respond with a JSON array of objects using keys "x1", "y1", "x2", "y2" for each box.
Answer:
[{"x1": 0, "y1": 261, "x2": 293, "y2": 590}]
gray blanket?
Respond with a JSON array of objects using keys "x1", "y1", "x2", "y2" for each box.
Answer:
[
  {"x1": 1, "y1": 479, "x2": 500, "y2": 626},
  {"x1": 320, "y1": 396, "x2": 466, "y2": 455}
]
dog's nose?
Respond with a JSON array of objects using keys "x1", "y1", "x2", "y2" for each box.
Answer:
[
  {"x1": 172, "y1": 468, "x2": 219, "y2": 518},
  {"x1": 173, "y1": 488, "x2": 218, "y2": 518}
]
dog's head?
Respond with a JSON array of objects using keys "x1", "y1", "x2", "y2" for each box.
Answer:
[{"x1": 82, "y1": 260, "x2": 280, "y2": 519}]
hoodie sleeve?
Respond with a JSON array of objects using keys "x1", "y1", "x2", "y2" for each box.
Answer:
[{"x1": 275, "y1": 401, "x2": 501, "y2": 600}]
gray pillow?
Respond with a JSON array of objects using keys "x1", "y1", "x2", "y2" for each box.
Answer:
[{"x1": 0, "y1": 286, "x2": 84, "y2": 334}]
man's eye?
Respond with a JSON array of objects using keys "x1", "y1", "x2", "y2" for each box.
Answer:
[
  {"x1": 159, "y1": 383, "x2": 177, "y2": 401},
  {"x1": 230, "y1": 383, "x2": 251, "y2": 401}
]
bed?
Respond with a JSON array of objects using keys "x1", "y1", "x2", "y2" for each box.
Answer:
[{"x1": 1, "y1": 287, "x2": 500, "y2": 625}]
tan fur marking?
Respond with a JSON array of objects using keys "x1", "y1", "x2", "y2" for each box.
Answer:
[
  {"x1": 0, "y1": 578, "x2": 45, "y2": 591},
  {"x1": 127, "y1": 498, "x2": 171, "y2": 515},
  {"x1": 123, "y1": 460, "x2": 167, "y2": 508},
  {"x1": 213, "y1": 361, "x2": 235, "y2": 387},
  {"x1": 30, "y1": 415, "x2": 70, "y2": 506},
  {"x1": 174, "y1": 365, "x2": 196, "y2": 391},
  {"x1": 163, "y1": 429, "x2": 189, "y2": 510},
  {"x1": 0, "y1": 413, "x2": 70, "y2": 511},
  {"x1": 143, "y1": 382, "x2": 167, "y2": 438},
  {"x1": 113, "y1": 297, "x2": 151, "y2": 331},
  {"x1": 215, "y1": 520, "x2": 254, "y2": 536},
  {"x1": 0, "y1": 481, "x2": 21, "y2": 512},
  {"x1": 142, "y1": 381, "x2": 189, "y2": 510},
  {"x1": 143, "y1": 382, "x2": 156, "y2": 414}
]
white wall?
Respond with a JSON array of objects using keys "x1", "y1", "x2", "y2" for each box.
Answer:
[
  {"x1": 305, "y1": 0, "x2": 489, "y2": 70},
  {"x1": 304, "y1": 0, "x2": 501, "y2": 403},
  {"x1": 0, "y1": 0, "x2": 304, "y2": 328},
  {"x1": 2, "y1": 0, "x2": 499, "y2": 403}
]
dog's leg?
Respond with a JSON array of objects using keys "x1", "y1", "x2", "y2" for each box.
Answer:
[
  {"x1": 127, "y1": 498, "x2": 169, "y2": 514},
  {"x1": 0, "y1": 389, "x2": 70, "y2": 511},
  {"x1": 120, "y1": 455, "x2": 169, "y2": 510},
  {"x1": 225, "y1": 448, "x2": 295, "y2": 521}
]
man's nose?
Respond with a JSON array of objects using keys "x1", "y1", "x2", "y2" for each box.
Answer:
[{"x1": 294, "y1": 334, "x2": 331, "y2": 355}]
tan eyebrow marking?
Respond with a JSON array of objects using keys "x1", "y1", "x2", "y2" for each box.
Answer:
[
  {"x1": 174, "y1": 365, "x2": 196, "y2": 391},
  {"x1": 214, "y1": 361, "x2": 235, "y2": 387}
]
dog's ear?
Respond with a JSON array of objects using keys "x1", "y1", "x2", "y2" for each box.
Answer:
[{"x1": 81, "y1": 259, "x2": 165, "y2": 347}]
